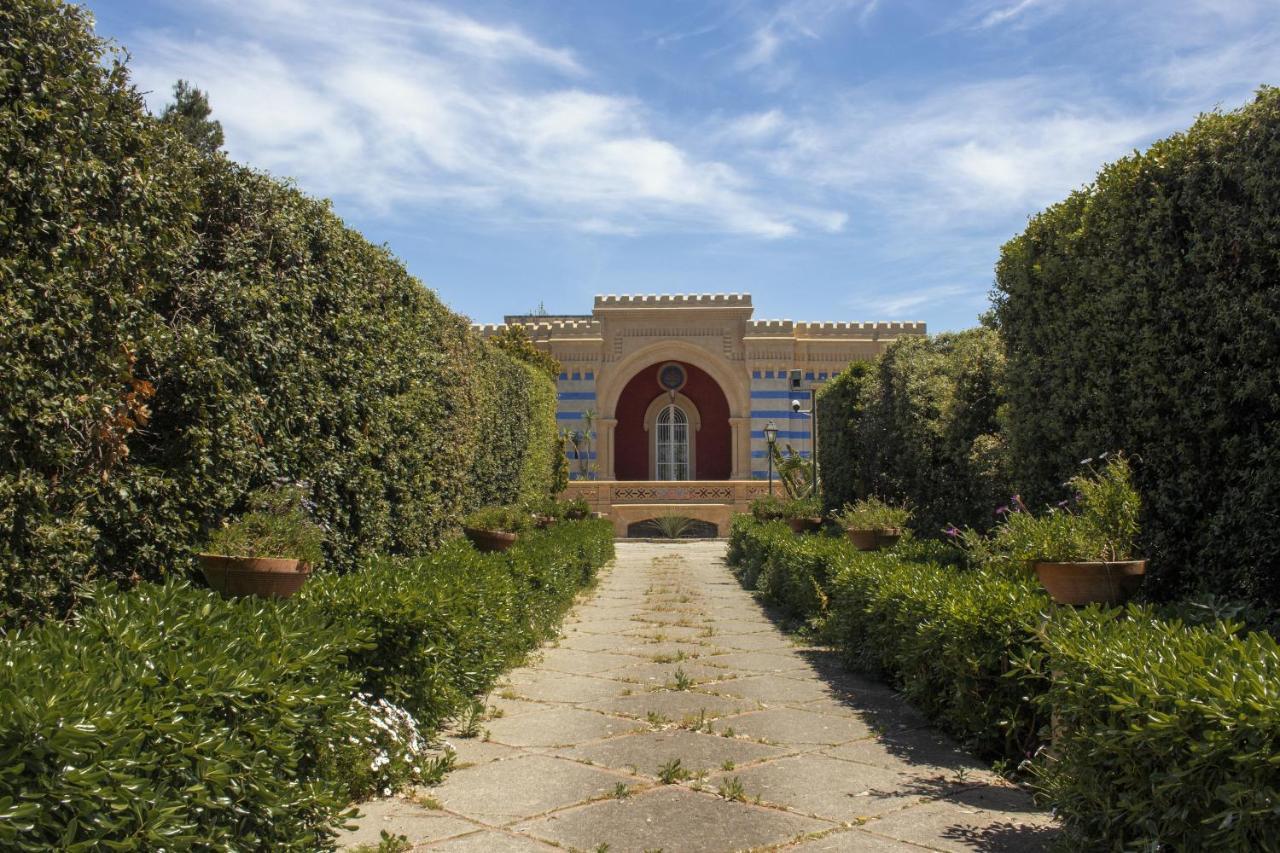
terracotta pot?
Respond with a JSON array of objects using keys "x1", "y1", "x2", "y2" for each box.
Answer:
[
  {"x1": 533, "y1": 514, "x2": 556, "y2": 529},
  {"x1": 464, "y1": 527, "x2": 519, "y2": 553},
  {"x1": 787, "y1": 517, "x2": 822, "y2": 534},
  {"x1": 845, "y1": 528, "x2": 881, "y2": 550},
  {"x1": 876, "y1": 528, "x2": 903, "y2": 549},
  {"x1": 198, "y1": 554, "x2": 312, "y2": 599},
  {"x1": 1034, "y1": 560, "x2": 1147, "y2": 606}
]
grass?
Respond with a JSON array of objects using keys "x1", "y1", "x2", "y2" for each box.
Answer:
[
  {"x1": 718, "y1": 776, "x2": 747, "y2": 802},
  {"x1": 670, "y1": 667, "x2": 693, "y2": 690},
  {"x1": 657, "y1": 758, "x2": 691, "y2": 784}
]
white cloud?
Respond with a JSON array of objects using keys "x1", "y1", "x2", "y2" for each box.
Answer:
[
  {"x1": 132, "y1": 0, "x2": 845, "y2": 238},
  {"x1": 738, "y1": 0, "x2": 878, "y2": 71}
]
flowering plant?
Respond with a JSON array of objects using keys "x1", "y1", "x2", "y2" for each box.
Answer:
[
  {"x1": 203, "y1": 480, "x2": 327, "y2": 565},
  {"x1": 835, "y1": 497, "x2": 912, "y2": 531},
  {"x1": 946, "y1": 453, "x2": 1140, "y2": 566}
]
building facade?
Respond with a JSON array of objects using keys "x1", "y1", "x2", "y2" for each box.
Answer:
[{"x1": 475, "y1": 293, "x2": 924, "y2": 533}]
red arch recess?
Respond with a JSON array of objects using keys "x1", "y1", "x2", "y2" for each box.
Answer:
[{"x1": 614, "y1": 361, "x2": 731, "y2": 480}]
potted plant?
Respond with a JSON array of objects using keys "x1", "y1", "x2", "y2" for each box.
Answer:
[
  {"x1": 836, "y1": 498, "x2": 912, "y2": 550},
  {"x1": 463, "y1": 504, "x2": 532, "y2": 552},
  {"x1": 199, "y1": 481, "x2": 326, "y2": 599},
  {"x1": 783, "y1": 497, "x2": 824, "y2": 534},
  {"x1": 953, "y1": 453, "x2": 1145, "y2": 605}
]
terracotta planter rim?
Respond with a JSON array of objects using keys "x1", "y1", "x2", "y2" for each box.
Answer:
[
  {"x1": 197, "y1": 553, "x2": 311, "y2": 572},
  {"x1": 1032, "y1": 559, "x2": 1147, "y2": 570},
  {"x1": 463, "y1": 526, "x2": 519, "y2": 540}
]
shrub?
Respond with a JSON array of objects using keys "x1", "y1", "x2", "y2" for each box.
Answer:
[
  {"x1": 816, "y1": 329, "x2": 1010, "y2": 537},
  {"x1": 202, "y1": 480, "x2": 328, "y2": 565},
  {"x1": 463, "y1": 504, "x2": 535, "y2": 535},
  {"x1": 0, "y1": 519, "x2": 613, "y2": 848},
  {"x1": 730, "y1": 516, "x2": 1280, "y2": 849},
  {"x1": 298, "y1": 520, "x2": 613, "y2": 729},
  {"x1": 729, "y1": 519, "x2": 1048, "y2": 758},
  {"x1": 835, "y1": 497, "x2": 912, "y2": 531},
  {"x1": 953, "y1": 454, "x2": 1140, "y2": 568},
  {"x1": 0, "y1": 581, "x2": 370, "y2": 850},
  {"x1": 993, "y1": 87, "x2": 1280, "y2": 607},
  {"x1": 749, "y1": 495, "x2": 789, "y2": 522},
  {"x1": 1027, "y1": 608, "x2": 1280, "y2": 850},
  {"x1": 0, "y1": 0, "x2": 559, "y2": 624}
]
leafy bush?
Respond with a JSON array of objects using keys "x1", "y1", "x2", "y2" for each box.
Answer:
[
  {"x1": 1025, "y1": 608, "x2": 1280, "y2": 850},
  {"x1": 0, "y1": 581, "x2": 369, "y2": 850},
  {"x1": 0, "y1": 0, "x2": 559, "y2": 624},
  {"x1": 523, "y1": 496, "x2": 590, "y2": 521},
  {"x1": 298, "y1": 520, "x2": 613, "y2": 729},
  {"x1": 749, "y1": 495, "x2": 789, "y2": 522},
  {"x1": 953, "y1": 454, "x2": 1140, "y2": 567},
  {"x1": 728, "y1": 518, "x2": 1046, "y2": 759},
  {"x1": 0, "y1": 519, "x2": 613, "y2": 848},
  {"x1": 835, "y1": 497, "x2": 912, "y2": 531},
  {"x1": 746, "y1": 495, "x2": 819, "y2": 522},
  {"x1": 203, "y1": 480, "x2": 327, "y2": 565},
  {"x1": 993, "y1": 87, "x2": 1280, "y2": 607},
  {"x1": 463, "y1": 504, "x2": 534, "y2": 535},
  {"x1": 816, "y1": 329, "x2": 1010, "y2": 537},
  {"x1": 730, "y1": 516, "x2": 1280, "y2": 849}
]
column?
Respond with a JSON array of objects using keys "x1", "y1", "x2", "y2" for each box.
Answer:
[
  {"x1": 597, "y1": 418, "x2": 618, "y2": 480},
  {"x1": 729, "y1": 416, "x2": 751, "y2": 480}
]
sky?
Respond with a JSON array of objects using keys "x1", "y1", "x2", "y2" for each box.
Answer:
[{"x1": 85, "y1": 0, "x2": 1280, "y2": 330}]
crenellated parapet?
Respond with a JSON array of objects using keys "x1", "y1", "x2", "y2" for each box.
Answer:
[
  {"x1": 474, "y1": 319, "x2": 603, "y2": 340},
  {"x1": 746, "y1": 319, "x2": 927, "y2": 338},
  {"x1": 594, "y1": 293, "x2": 752, "y2": 309}
]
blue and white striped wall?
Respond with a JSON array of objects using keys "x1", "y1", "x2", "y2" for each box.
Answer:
[
  {"x1": 556, "y1": 369, "x2": 598, "y2": 480},
  {"x1": 749, "y1": 368, "x2": 831, "y2": 480}
]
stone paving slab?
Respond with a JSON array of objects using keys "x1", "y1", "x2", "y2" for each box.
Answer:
[
  {"x1": 557, "y1": 727, "x2": 793, "y2": 778},
  {"x1": 483, "y1": 706, "x2": 645, "y2": 748},
  {"x1": 342, "y1": 541, "x2": 1057, "y2": 851},
  {"x1": 585, "y1": 688, "x2": 760, "y2": 722},
  {"x1": 426, "y1": 753, "x2": 629, "y2": 826},
  {"x1": 512, "y1": 785, "x2": 831, "y2": 852},
  {"x1": 338, "y1": 798, "x2": 479, "y2": 848},
  {"x1": 714, "y1": 706, "x2": 875, "y2": 746}
]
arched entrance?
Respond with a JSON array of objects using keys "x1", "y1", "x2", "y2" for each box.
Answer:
[{"x1": 613, "y1": 361, "x2": 731, "y2": 480}]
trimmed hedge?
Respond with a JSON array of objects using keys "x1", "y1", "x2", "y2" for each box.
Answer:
[
  {"x1": 1029, "y1": 607, "x2": 1280, "y2": 850},
  {"x1": 727, "y1": 517, "x2": 1280, "y2": 850},
  {"x1": 993, "y1": 87, "x2": 1280, "y2": 607},
  {"x1": 1, "y1": 0, "x2": 558, "y2": 623},
  {"x1": 727, "y1": 518, "x2": 1046, "y2": 759},
  {"x1": 0, "y1": 519, "x2": 613, "y2": 849},
  {"x1": 300, "y1": 519, "x2": 614, "y2": 731},
  {"x1": 816, "y1": 329, "x2": 1010, "y2": 535}
]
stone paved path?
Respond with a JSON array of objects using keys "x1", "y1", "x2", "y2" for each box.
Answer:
[{"x1": 342, "y1": 542, "x2": 1058, "y2": 852}]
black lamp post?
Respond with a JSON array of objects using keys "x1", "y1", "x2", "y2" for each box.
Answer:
[{"x1": 764, "y1": 420, "x2": 778, "y2": 495}]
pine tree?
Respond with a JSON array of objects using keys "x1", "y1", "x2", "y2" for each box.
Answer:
[{"x1": 159, "y1": 79, "x2": 224, "y2": 155}]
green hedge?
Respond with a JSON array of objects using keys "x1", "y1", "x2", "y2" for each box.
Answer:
[
  {"x1": 727, "y1": 518, "x2": 1046, "y2": 759},
  {"x1": 993, "y1": 87, "x2": 1280, "y2": 607},
  {"x1": 816, "y1": 329, "x2": 1010, "y2": 535},
  {"x1": 0, "y1": 519, "x2": 613, "y2": 849},
  {"x1": 300, "y1": 519, "x2": 614, "y2": 731},
  {"x1": 1029, "y1": 607, "x2": 1280, "y2": 850},
  {"x1": 0, "y1": 0, "x2": 557, "y2": 623},
  {"x1": 727, "y1": 517, "x2": 1280, "y2": 849}
]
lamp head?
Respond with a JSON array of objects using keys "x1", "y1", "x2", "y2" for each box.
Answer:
[{"x1": 763, "y1": 420, "x2": 778, "y2": 444}]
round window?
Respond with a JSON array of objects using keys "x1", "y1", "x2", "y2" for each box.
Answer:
[{"x1": 657, "y1": 362, "x2": 686, "y2": 393}]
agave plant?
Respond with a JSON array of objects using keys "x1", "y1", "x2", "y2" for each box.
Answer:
[{"x1": 650, "y1": 514, "x2": 696, "y2": 539}]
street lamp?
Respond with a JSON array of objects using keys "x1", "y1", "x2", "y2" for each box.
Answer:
[{"x1": 764, "y1": 420, "x2": 778, "y2": 494}]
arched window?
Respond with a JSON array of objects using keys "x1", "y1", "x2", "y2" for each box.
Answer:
[{"x1": 654, "y1": 404, "x2": 690, "y2": 480}]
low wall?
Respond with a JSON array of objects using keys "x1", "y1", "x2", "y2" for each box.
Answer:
[{"x1": 565, "y1": 480, "x2": 782, "y2": 536}]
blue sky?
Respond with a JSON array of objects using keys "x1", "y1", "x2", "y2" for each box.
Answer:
[{"x1": 86, "y1": 0, "x2": 1280, "y2": 329}]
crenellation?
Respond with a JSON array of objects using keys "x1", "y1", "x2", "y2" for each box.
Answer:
[{"x1": 594, "y1": 293, "x2": 752, "y2": 308}]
